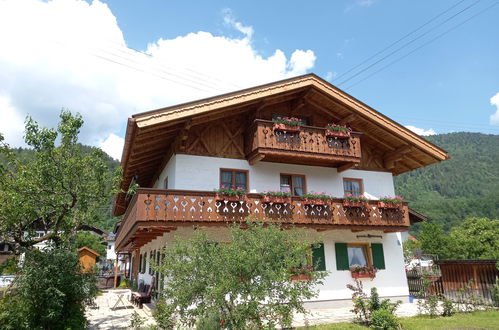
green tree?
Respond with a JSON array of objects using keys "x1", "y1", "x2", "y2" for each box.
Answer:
[
  {"x1": 419, "y1": 222, "x2": 454, "y2": 259},
  {"x1": 154, "y1": 221, "x2": 328, "y2": 329},
  {"x1": 0, "y1": 248, "x2": 98, "y2": 329},
  {"x1": 449, "y1": 217, "x2": 499, "y2": 259},
  {"x1": 0, "y1": 110, "x2": 119, "y2": 253},
  {"x1": 73, "y1": 231, "x2": 106, "y2": 258}
]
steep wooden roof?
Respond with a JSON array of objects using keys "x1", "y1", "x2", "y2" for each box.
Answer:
[{"x1": 114, "y1": 74, "x2": 449, "y2": 215}]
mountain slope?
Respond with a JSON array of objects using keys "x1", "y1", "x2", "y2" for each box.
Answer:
[{"x1": 394, "y1": 132, "x2": 499, "y2": 233}]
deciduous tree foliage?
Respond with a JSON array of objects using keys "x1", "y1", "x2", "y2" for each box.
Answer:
[
  {"x1": 419, "y1": 217, "x2": 499, "y2": 260},
  {"x1": 0, "y1": 110, "x2": 119, "y2": 253},
  {"x1": 154, "y1": 221, "x2": 328, "y2": 329}
]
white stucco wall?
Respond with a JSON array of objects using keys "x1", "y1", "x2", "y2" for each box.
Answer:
[
  {"x1": 154, "y1": 154, "x2": 395, "y2": 199},
  {"x1": 106, "y1": 241, "x2": 116, "y2": 261},
  {"x1": 137, "y1": 227, "x2": 409, "y2": 304}
]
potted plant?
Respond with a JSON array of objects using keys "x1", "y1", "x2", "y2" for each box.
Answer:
[
  {"x1": 343, "y1": 194, "x2": 369, "y2": 208},
  {"x1": 272, "y1": 116, "x2": 303, "y2": 132},
  {"x1": 377, "y1": 195, "x2": 404, "y2": 209},
  {"x1": 214, "y1": 186, "x2": 247, "y2": 202},
  {"x1": 290, "y1": 267, "x2": 313, "y2": 281},
  {"x1": 261, "y1": 190, "x2": 292, "y2": 204},
  {"x1": 325, "y1": 123, "x2": 352, "y2": 138},
  {"x1": 350, "y1": 265, "x2": 377, "y2": 279},
  {"x1": 302, "y1": 191, "x2": 333, "y2": 205}
]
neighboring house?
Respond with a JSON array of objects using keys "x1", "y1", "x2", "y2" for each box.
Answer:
[{"x1": 112, "y1": 74, "x2": 448, "y2": 307}]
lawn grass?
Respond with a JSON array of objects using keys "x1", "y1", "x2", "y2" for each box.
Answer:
[{"x1": 302, "y1": 310, "x2": 499, "y2": 329}]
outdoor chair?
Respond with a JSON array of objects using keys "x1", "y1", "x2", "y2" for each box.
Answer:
[{"x1": 131, "y1": 276, "x2": 154, "y2": 309}]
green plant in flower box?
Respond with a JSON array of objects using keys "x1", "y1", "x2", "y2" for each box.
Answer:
[{"x1": 303, "y1": 191, "x2": 333, "y2": 205}]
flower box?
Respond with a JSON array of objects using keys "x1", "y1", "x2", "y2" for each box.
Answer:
[
  {"x1": 424, "y1": 275, "x2": 440, "y2": 281},
  {"x1": 351, "y1": 272, "x2": 376, "y2": 279},
  {"x1": 262, "y1": 195, "x2": 291, "y2": 204},
  {"x1": 377, "y1": 201, "x2": 401, "y2": 209},
  {"x1": 273, "y1": 123, "x2": 301, "y2": 132},
  {"x1": 325, "y1": 129, "x2": 351, "y2": 138},
  {"x1": 343, "y1": 200, "x2": 366, "y2": 208},
  {"x1": 216, "y1": 194, "x2": 245, "y2": 202},
  {"x1": 304, "y1": 198, "x2": 329, "y2": 206},
  {"x1": 290, "y1": 273, "x2": 312, "y2": 281}
]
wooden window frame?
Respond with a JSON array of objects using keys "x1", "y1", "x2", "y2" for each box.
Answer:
[
  {"x1": 343, "y1": 178, "x2": 364, "y2": 196},
  {"x1": 280, "y1": 173, "x2": 307, "y2": 197},
  {"x1": 219, "y1": 168, "x2": 249, "y2": 191},
  {"x1": 347, "y1": 243, "x2": 372, "y2": 268}
]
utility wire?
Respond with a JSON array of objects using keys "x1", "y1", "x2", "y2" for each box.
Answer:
[
  {"x1": 344, "y1": 1, "x2": 498, "y2": 90},
  {"x1": 332, "y1": 0, "x2": 468, "y2": 82},
  {"x1": 336, "y1": 0, "x2": 481, "y2": 86}
]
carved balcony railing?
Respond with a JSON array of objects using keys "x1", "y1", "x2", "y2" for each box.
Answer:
[
  {"x1": 245, "y1": 120, "x2": 362, "y2": 167},
  {"x1": 115, "y1": 189, "x2": 410, "y2": 251}
]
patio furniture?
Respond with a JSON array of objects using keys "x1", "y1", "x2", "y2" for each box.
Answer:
[
  {"x1": 131, "y1": 277, "x2": 154, "y2": 309},
  {"x1": 110, "y1": 289, "x2": 132, "y2": 310}
]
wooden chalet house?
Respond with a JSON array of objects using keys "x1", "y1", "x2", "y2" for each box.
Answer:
[{"x1": 112, "y1": 74, "x2": 448, "y2": 307}]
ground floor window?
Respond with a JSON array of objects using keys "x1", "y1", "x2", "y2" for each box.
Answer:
[{"x1": 335, "y1": 242, "x2": 385, "y2": 270}]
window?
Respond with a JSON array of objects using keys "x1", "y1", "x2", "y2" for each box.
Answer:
[
  {"x1": 139, "y1": 254, "x2": 143, "y2": 273},
  {"x1": 108, "y1": 244, "x2": 112, "y2": 250},
  {"x1": 280, "y1": 174, "x2": 306, "y2": 196},
  {"x1": 163, "y1": 177, "x2": 168, "y2": 189},
  {"x1": 335, "y1": 243, "x2": 386, "y2": 270},
  {"x1": 220, "y1": 169, "x2": 248, "y2": 190},
  {"x1": 347, "y1": 244, "x2": 370, "y2": 267},
  {"x1": 343, "y1": 178, "x2": 363, "y2": 197}
]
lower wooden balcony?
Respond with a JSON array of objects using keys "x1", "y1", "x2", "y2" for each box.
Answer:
[
  {"x1": 115, "y1": 189, "x2": 410, "y2": 251},
  {"x1": 245, "y1": 120, "x2": 362, "y2": 168}
]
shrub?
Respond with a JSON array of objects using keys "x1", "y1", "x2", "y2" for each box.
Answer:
[
  {"x1": 347, "y1": 281, "x2": 401, "y2": 326},
  {"x1": 154, "y1": 221, "x2": 327, "y2": 329},
  {"x1": 441, "y1": 296, "x2": 455, "y2": 316},
  {"x1": 0, "y1": 248, "x2": 98, "y2": 329},
  {"x1": 370, "y1": 308, "x2": 400, "y2": 330}
]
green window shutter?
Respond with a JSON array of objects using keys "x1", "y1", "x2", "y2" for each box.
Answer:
[
  {"x1": 312, "y1": 243, "x2": 326, "y2": 271},
  {"x1": 335, "y1": 243, "x2": 349, "y2": 270},
  {"x1": 371, "y1": 243, "x2": 385, "y2": 270}
]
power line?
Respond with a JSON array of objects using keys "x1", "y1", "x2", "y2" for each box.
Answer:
[
  {"x1": 344, "y1": 1, "x2": 498, "y2": 90},
  {"x1": 98, "y1": 39, "x2": 243, "y2": 91},
  {"x1": 336, "y1": 0, "x2": 481, "y2": 86},
  {"x1": 332, "y1": 0, "x2": 468, "y2": 83}
]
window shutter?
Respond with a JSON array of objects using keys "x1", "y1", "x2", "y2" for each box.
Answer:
[
  {"x1": 335, "y1": 243, "x2": 349, "y2": 270},
  {"x1": 371, "y1": 243, "x2": 386, "y2": 270},
  {"x1": 312, "y1": 243, "x2": 326, "y2": 271}
]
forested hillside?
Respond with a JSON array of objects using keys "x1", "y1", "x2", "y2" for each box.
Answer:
[
  {"x1": 0, "y1": 145, "x2": 120, "y2": 232},
  {"x1": 395, "y1": 132, "x2": 499, "y2": 233}
]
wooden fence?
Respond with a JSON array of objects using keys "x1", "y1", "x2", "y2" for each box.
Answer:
[
  {"x1": 436, "y1": 259, "x2": 498, "y2": 304},
  {"x1": 406, "y1": 270, "x2": 444, "y2": 297},
  {"x1": 407, "y1": 260, "x2": 498, "y2": 304}
]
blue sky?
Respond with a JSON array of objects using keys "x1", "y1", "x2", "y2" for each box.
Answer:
[
  {"x1": 0, "y1": 0, "x2": 498, "y2": 159},
  {"x1": 104, "y1": 0, "x2": 499, "y2": 133}
]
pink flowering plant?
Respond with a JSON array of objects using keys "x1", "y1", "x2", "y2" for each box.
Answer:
[
  {"x1": 302, "y1": 191, "x2": 333, "y2": 200},
  {"x1": 378, "y1": 196, "x2": 404, "y2": 204},
  {"x1": 272, "y1": 116, "x2": 304, "y2": 126},
  {"x1": 343, "y1": 194, "x2": 369, "y2": 202},
  {"x1": 350, "y1": 265, "x2": 377, "y2": 278},
  {"x1": 325, "y1": 123, "x2": 352, "y2": 133},
  {"x1": 215, "y1": 185, "x2": 247, "y2": 196},
  {"x1": 262, "y1": 190, "x2": 292, "y2": 198}
]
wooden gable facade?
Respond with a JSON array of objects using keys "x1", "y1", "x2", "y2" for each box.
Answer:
[{"x1": 113, "y1": 74, "x2": 448, "y2": 252}]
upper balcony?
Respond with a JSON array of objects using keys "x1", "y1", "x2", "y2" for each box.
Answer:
[
  {"x1": 115, "y1": 189, "x2": 410, "y2": 252},
  {"x1": 245, "y1": 120, "x2": 362, "y2": 168}
]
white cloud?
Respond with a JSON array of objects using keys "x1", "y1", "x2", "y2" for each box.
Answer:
[
  {"x1": 99, "y1": 133, "x2": 124, "y2": 161},
  {"x1": 489, "y1": 92, "x2": 499, "y2": 125},
  {"x1": 0, "y1": 0, "x2": 316, "y2": 159},
  {"x1": 405, "y1": 125, "x2": 437, "y2": 136}
]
